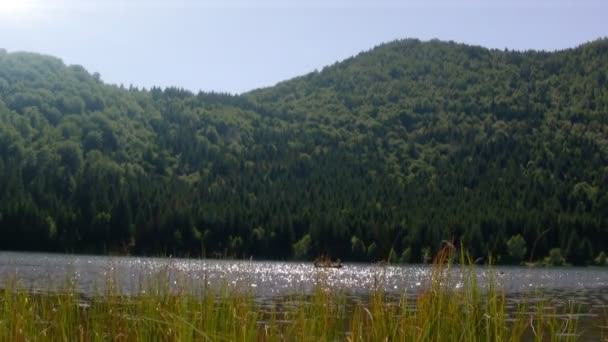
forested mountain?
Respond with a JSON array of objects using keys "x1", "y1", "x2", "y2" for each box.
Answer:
[{"x1": 1, "y1": 39, "x2": 607, "y2": 264}]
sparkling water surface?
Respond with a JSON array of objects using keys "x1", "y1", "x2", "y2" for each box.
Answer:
[
  {"x1": 0, "y1": 252, "x2": 608, "y2": 302},
  {"x1": 1, "y1": 251, "x2": 608, "y2": 297},
  {"x1": 2, "y1": 252, "x2": 608, "y2": 338}
]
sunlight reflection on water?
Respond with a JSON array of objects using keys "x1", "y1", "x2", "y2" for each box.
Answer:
[
  {"x1": 1, "y1": 252, "x2": 608, "y2": 301},
  {"x1": 2, "y1": 251, "x2": 608, "y2": 339}
]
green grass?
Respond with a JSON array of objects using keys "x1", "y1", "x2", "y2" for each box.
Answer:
[{"x1": 0, "y1": 249, "x2": 582, "y2": 341}]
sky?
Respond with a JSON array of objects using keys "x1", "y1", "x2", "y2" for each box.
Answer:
[{"x1": 1, "y1": 0, "x2": 606, "y2": 94}]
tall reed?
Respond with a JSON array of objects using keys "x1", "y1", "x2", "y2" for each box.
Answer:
[{"x1": 0, "y1": 248, "x2": 582, "y2": 341}]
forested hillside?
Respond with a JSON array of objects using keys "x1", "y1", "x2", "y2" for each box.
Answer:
[{"x1": 1, "y1": 39, "x2": 607, "y2": 264}]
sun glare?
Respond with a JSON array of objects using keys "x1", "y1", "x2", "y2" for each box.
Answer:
[{"x1": 0, "y1": 0, "x2": 34, "y2": 16}]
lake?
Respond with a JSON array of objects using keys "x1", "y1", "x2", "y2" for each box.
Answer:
[{"x1": 1, "y1": 251, "x2": 608, "y2": 337}]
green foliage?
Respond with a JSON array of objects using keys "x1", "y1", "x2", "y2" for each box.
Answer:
[
  {"x1": 387, "y1": 248, "x2": 398, "y2": 263},
  {"x1": 367, "y1": 242, "x2": 378, "y2": 260},
  {"x1": 1, "y1": 39, "x2": 608, "y2": 262},
  {"x1": 399, "y1": 247, "x2": 412, "y2": 264},
  {"x1": 506, "y1": 234, "x2": 527, "y2": 264},
  {"x1": 350, "y1": 235, "x2": 366, "y2": 259},
  {"x1": 544, "y1": 248, "x2": 566, "y2": 266},
  {"x1": 45, "y1": 216, "x2": 57, "y2": 241},
  {"x1": 595, "y1": 251, "x2": 607, "y2": 266},
  {"x1": 293, "y1": 234, "x2": 312, "y2": 260},
  {"x1": 422, "y1": 247, "x2": 432, "y2": 264}
]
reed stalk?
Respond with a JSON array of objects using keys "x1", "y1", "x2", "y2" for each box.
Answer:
[{"x1": 0, "y1": 248, "x2": 582, "y2": 341}]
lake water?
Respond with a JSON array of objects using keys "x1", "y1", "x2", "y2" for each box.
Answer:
[{"x1": 2, "y1": 252, "x2": 608, "y2": 337}]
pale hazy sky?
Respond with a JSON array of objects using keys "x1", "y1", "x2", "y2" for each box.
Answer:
[{"x1": 1, "y1": 0, "x2": 606, "y2": 94}]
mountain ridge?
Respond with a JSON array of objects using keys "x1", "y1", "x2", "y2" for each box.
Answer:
[
  {"x1": 4, "y1": 37, "x2": 607, "y2": 95},
  {"x1": 0, "y1": 38, "x2": 607, "y2": 264}
]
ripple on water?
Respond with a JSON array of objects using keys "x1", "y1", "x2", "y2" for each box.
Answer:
[
  {"x1": 1, "y1": 252, "x2": 608, "y2": 302},
  {"x1": 64, "y1": 256, "x2": 607, "y2": 340}
]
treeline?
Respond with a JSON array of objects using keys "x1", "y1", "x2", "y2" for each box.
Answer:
[{"x1": 0, "y1": 39, "x2": 607, "y2": 265}]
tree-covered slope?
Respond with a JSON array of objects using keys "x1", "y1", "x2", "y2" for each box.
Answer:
[{"x1": 0, "y1": 39, "x2": 607, "y2": 264}]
